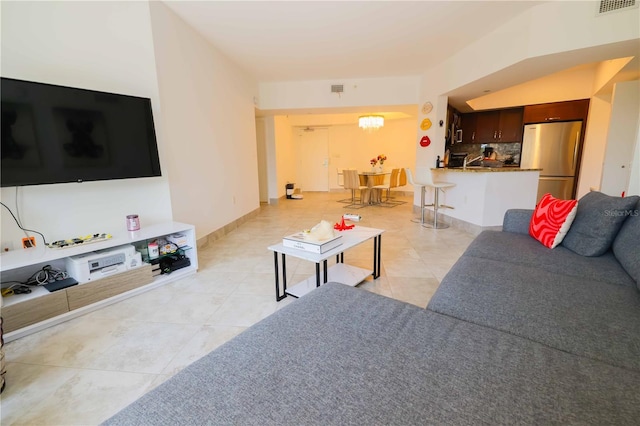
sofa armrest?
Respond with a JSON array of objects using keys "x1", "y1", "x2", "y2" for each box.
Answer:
[{"x1": 503, "y1": 209, "x2": 534, "y2": 234}]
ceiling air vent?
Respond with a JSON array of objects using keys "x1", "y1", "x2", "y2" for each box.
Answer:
[
  {"x1": 331, "y1": 84, "x2": 344, "y2": 94},
  {"x1": 597, "y1": 0, "x2": 637, "y2": 14}
]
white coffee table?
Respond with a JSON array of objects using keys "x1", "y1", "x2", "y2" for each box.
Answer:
[{"x1": 268, "y1": 226, "x2": 384, "y2": 301}]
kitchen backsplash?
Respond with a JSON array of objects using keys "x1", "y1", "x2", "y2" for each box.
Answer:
[{"x1": 449, "y1": 142, "x2": 522, "y2": 165}]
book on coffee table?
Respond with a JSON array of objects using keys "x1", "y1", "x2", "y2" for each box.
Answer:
[{"x1": 282, "y1": 232, "x2": 343, "y2": 254}]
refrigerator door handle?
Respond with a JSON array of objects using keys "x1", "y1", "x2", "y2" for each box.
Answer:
[{"x1": 572, "y1": 130, "x2": 581, "y2": 172}]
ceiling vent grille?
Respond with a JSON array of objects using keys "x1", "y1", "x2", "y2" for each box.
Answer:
[
  {"x1": 597, "y1": 0, "x2": 636, "y2": 14},
  {"x1": 331, "y1": 84, "x2": 344, "y2": 94}
]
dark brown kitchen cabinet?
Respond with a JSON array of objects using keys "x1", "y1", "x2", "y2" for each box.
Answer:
[
  {"x1": 523, "y1": 99, "x2": 590, "y2": 123},
  {"x1": 460, "y1": 113, "x2": 477, "y2": 143},
  {"x1": 498, "y1": 108, "x2": 524, "y2": 142},
  {"x1": 475, "y1": 111, "x2": 500, "y2": 143},
  {"x1": 461, "y1": 107, "x2": 523, "y2": 143}
]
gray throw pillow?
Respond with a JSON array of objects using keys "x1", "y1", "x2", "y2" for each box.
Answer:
[
  {"x1": 562, "y1": 192, "x2": 639, "y2": 257},
  {"x1": 612, "y1": 198, "x2": 640, "y2": 287}
]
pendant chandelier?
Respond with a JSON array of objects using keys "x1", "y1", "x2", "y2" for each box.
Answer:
[{"x1": 358, "y1": 115, "x2": 384, "y2": 130}]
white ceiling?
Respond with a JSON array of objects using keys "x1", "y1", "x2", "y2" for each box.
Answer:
[
  {"x1": 163, "y1": 1, "x2": 540, "y2": 81},
  {"x1": 162, "y1": 1, "x2": 639, "y2": 118}
]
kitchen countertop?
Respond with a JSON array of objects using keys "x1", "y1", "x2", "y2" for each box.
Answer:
[
  {"x1": 432, "y1": 167, "x2": 542, "y2": 173},
  {"x1": 423, "y1": 167, "x2": 540, "y2": 229}
]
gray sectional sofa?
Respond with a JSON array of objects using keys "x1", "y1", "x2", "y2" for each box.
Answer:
[{"x1": 105, "y1": 192, "x2": 640, "y2": 425}]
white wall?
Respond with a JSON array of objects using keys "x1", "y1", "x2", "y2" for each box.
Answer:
[
  {"x1": 526, "y1": 2, "x2": 639, "y2": 58},
  {"x1": 600, "y1": 80, "x2": 640, "y2": 196},
  {"x1": 274, "y1": 116, "x2": 296, "y2": 201},
  {"x1": 149, "y1": 2, "x2": 260, "y2": 239},
  {"x1": 628, "y1": 111, "x2": 640, "y2": 196},
  {"x1": 255, "y1": 118, "x2": 269, "y2": 203},
  {"x1": 1, "y1": 1, "x2": 172, "y2": 246},
  {"x1": 259, "y1": 76, "x2": 420, "y2": 111},
  {"x1": 326, "y1": 118, "x2": 417, "y2": 189},
  {"x1": 264, "y1": 116, "x2": 417, "y2": 197},
  {"x1": 578, "y1": 97, "x2": 612, "y2": 197}
]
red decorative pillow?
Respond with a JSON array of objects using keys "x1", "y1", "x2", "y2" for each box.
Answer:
[{"x1": 529, "y1": 193, "x2": 578, "y2": 248}]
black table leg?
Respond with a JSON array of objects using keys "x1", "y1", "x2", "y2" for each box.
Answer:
[
  {"x1": 316, "y1": 263, "x2": 321, "y2": 288},
  {"x1": 323, "y1": 259, "x2": 328, "y2": 283},
  {"x1": 372, "y1": 235, "x2": 382, "y2": 279},
  {"x1": 282, "y1": 253, "x2": 287, "y2": 294},
  {"x1": 274, "y1": 252, "x2": 288, "y2": 302},
  {"x1": 377, "y1": 235, "x2": 382, "y2": 278}
]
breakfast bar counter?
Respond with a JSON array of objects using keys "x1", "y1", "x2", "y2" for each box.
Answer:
[
  {"x1": 439, "y1": 167, "x2": 542, "y2": 173},
  {"x1": 429, "y1": 167, "x2": 541, "y2": 230}
]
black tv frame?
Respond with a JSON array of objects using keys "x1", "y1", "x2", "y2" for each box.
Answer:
[{"x1": 1, "y1": 77, "x2": 162, "y2": 187}]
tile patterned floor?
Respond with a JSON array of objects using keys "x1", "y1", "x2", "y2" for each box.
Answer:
[{"x1": 1, "y1": 192, "x2": 475, "y2": 425}]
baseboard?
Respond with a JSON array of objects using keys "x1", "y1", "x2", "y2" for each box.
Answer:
[
  {"x1": 413, "y1": 206, "x2": 502, "y2": 235},
  {"x1": 196, "y1": 207, "x2": 261, "y2": 248},
  {"x1": 331, "y1": 188, "x2": 414, "y2": 197}
]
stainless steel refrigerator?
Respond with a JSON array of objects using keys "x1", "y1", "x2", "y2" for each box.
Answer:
[{"x1": 521, "y1": 121, "x2": 582, "y2": 202}]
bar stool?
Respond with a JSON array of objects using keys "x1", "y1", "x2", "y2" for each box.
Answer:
[
  {"x1": 406, "y1": 167, "x2": 455, "y2": 228},
  {"x1": 405, "y1": 168, "x2": 429, "y2": 224},
  {"x1": 416, "y1": 166, "x2": 455, "y2": 229}
]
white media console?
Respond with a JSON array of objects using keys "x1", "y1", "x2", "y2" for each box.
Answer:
[{"x1": 0, "y1": 221, "x2": 198, "y2": 342}]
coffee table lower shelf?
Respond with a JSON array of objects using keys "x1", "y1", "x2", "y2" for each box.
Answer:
[{"x1": 285, "y1": 263, "x2": 372, "y2": 298}]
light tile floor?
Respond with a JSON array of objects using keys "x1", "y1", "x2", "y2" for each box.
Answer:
[{"x1": 1, "y1": 192, "x2": 475, "y2": 425}]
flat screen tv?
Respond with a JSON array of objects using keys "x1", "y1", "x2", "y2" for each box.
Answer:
[{"x1": 1, "y1": 77, "x2": 161, "y2": 187}]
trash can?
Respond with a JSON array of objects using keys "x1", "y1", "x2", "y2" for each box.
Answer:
[{"x1": 286, "y1": 183, "x2": 295, "y2": 199}]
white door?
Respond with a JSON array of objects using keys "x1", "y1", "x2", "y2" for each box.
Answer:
[{"x1": 295, "y1": 128, "x2": 329, "y2": 192}]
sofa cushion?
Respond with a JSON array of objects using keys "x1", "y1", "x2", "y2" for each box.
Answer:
[
  {"x1": 529, "y1": 193, "x2": 577, "y2": 248},
  {"x1": 562, "y1": 192, "x2": 640, "y2": 256},
  {"x1": 502, "y1": 209, "x2": 533, "y2": 234},
  {"x1": 104, "y1": 283, "x2": 640, "y2": 425},
  {"x1": 463, "y1": 231, "x2": 636, "y2": 288},
  {"x1": 612, "y1": 198, "x2": 640, "y2": 287},
  {"x1": 428, "y1": 256, "x2": 640, "y2": 372}
]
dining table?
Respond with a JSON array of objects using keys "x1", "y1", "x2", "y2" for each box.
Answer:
[{"x1": 358, "y1": 171, "x2": 390, "y2": 205}]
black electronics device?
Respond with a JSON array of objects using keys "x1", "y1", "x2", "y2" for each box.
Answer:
[
  {"x1": 1, "y1": 77, "x2": 162, "y2": 187},
  {"x1": 43, "y1": 277, "x2": 79, "y2": 292},
  {"x1": 158, "y1": 254, "x2": 191, "y2": 274},
  {"x1": 448, "y1": 152, "x2": 468, "y2": 168}
]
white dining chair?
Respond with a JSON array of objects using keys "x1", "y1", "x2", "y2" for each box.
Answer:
[
  {"x1": 336, "y1": 168, "x2": 351, "y2": 203},
  {"x1": 373, "y1": 168, "x2": 404, "y2": 207},
  {"x1": 342, "y1": 169, "x2": 367, "y2": 209}
]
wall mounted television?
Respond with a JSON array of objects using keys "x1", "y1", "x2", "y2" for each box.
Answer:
[{"x1": 1, "y1": 77, "x2": 161, "y2": 187}]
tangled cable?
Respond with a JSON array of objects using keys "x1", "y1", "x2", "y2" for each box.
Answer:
[
  {"x1": 1, "y1": 265, "x2": 69, "y2": 297},
  {"x1": 27, "y1": 265, "x2": 69, "y2": 286}
]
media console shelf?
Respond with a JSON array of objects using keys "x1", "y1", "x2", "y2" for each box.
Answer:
[{"x1": 0, "y1": 221, "x2": 198, "y2": 342}]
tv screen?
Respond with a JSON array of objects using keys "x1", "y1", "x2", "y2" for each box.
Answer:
[{"x1": 1, "y1": 77, "x2": 161, "y2": 187}]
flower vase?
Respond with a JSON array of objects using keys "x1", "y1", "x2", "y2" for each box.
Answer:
[{"x1": 377, "y1": 164, "x2": 384, "y2": 173}]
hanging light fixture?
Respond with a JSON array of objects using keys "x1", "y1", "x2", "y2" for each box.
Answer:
[{"x1": 358, "y1": 115, "x2": 384, "y2": 130}]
